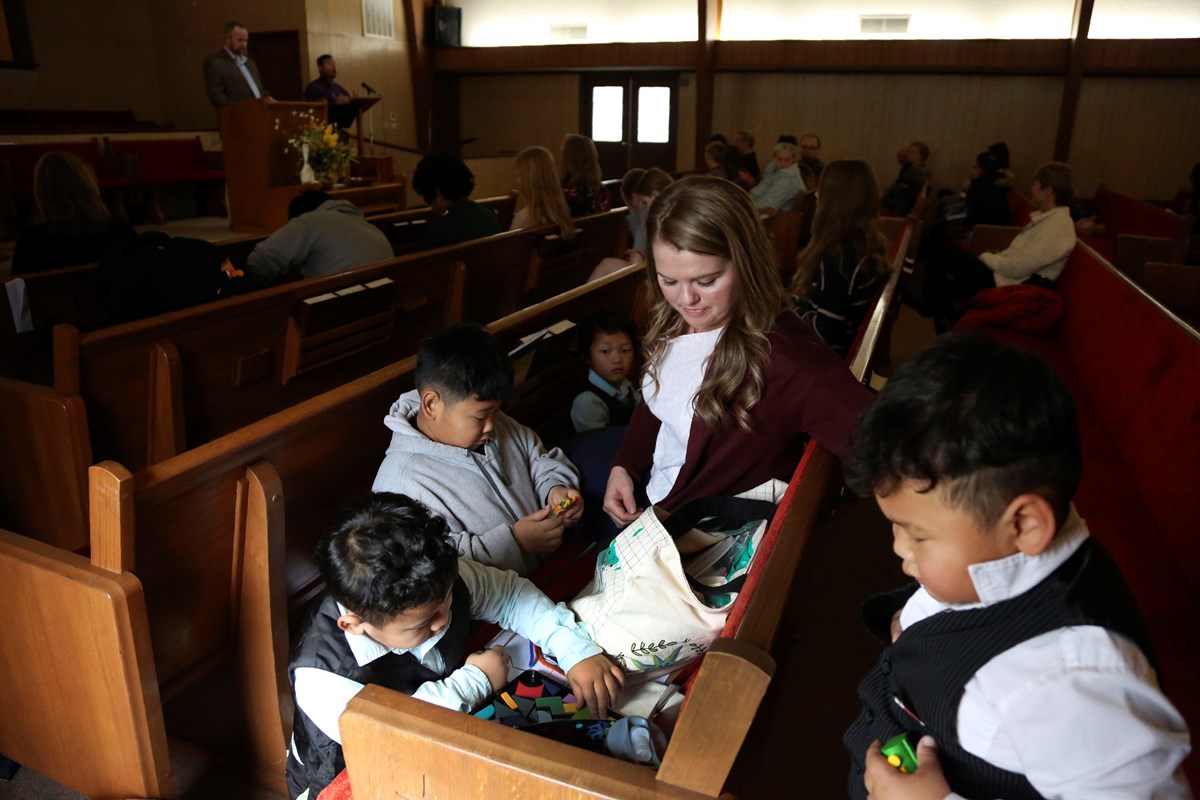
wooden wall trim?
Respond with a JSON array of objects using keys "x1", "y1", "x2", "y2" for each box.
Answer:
[
  {"x1": 1054, "y1": 0, "x2": 1094, "y2": 161},
  {"x1": 403, "y1": 0, "x2": 436, "y2": 150},
  {"x1": 694, "y1": 0, "x2": 720, "y2": 169},
  {"x1": 436, "y1": 38, "x2": 1200, "y2": 77}
]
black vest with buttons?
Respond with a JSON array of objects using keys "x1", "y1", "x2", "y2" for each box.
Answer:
[
  {"x1": 586, "y1": 384, "x2": 634, "y2": 426},
  {"x1": 285, "y1": 578, "x2": 473, "y2": 800},
  {"x1": 844, "y1": 538, "x2": 1158, "y2": 800}
]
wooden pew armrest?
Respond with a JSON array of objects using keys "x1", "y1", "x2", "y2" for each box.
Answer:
[{"x1": 342, "y1": 683, "x2": 724, "y2": 799}]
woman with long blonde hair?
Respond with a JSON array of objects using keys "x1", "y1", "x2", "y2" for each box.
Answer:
[
  {"x1": 560, "y1": 133, "x2": 609, "y2": 217},
  {"x1": 603, "y1": 176, "x2": 870, "y2": 523},
  {"x1": 792, "y1": 160, "x2": 890, "y2": 356},
  {"x1": 510, "y1": 146, "x2": 576, "y2": 240}
]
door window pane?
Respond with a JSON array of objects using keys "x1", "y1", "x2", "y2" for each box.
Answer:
[
  {"x1": 592, "y1": 86, "x2": 625, "y2": 143},
  {"x1": 636, "y1": 87, "x2": 670, "y2": 144}
]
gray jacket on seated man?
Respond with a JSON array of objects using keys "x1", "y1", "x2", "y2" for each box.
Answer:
[{"x1": 245, "y1": 191, "x2": 393, "y2": 286}]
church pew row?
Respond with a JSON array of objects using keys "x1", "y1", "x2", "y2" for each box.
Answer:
[
  {"x1": 49, "y1": 208, "x2": 627, "y2": 470},
  {"x1": 366, "y1": 193, "x2": 519, "y2": 255},
  {"x1": 335, "y1": 222, "x2": 913, "y2": 800},
  {"x1": 64, "y1": 265, "x2": 648, "y2": 794},
  {"x1": 957, "y1": 241, "x2": 1200, "y2": 786},
  {"x1": 1077, "y1": 185, "x2": 1189, "y2": 281}
]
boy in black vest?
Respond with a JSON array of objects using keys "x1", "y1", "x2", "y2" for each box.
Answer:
[
  {"x1": 287, "y1": 493, "x2": 623, "y2": 800},
  {"x1": 842, "y1": 332, "x2": 1190, "y2": 800}
]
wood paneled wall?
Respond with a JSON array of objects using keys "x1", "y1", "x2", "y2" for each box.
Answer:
[
  {"x1": 0, "y1": 0, "x2": 164, "y2": 122},
  {"x1": 716, "y1": 73, "x2": 1062, "y2": 197},
  {"x1": 1070, "y1": 77, "x2": 1200, "y2": 200},
  {"x1": 149, "y1": 0, "x2": 306, "y2": 131},
  {"x1": 305, "y1": 0, "x2": 418, "y2": 152},
  {"x1": 459, "y1": 74, "x2": 579, "y2": 160}
]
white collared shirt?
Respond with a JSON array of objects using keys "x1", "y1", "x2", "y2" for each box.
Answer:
[
  {"x1": 978, "y1": 206, "x2": 1076, "y2": 286},
  {"x1": 570, "y1": 368, "x2": 641, "y2": 433},
  {"x1": 899, "y1": 511, "x2": 1192, "y2": 799},
  {"x1": 292, "y1": 557, "x2": 601, "y2": 746},
  {"x1": 225, "y1": 47, "x2": 262, "y2": 98},
  {"x1": 644, "y1": 326, "x2": 723, "y2": 504}
]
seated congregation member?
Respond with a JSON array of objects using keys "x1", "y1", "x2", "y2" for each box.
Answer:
[
  {"x1": 509, "y1": 145, "x2": 576, "y2": 240},
  {"x1": 287, "y1": 492, "x2": 624, "y2": 800},
  {"x1": 12, "y1": 152, "x2": 135, "y2": 275},
  {"x1": 244, "y1": 190, "x2": 392, "y2": 286},
  {"x1": 732, "y1": 129, "x2": 761, "y2": 188},
  {"x1": 412, "y1": 152, "x2": 502, "y2": 250},
  {"x1": 560, "y1": 134, "x2": 610, "y2": 217},
  {"x1": 619, "y1": 167, "x2": 647, "y2": 251},
  {"x1": 989, "y1": 141, "x2": 1016, "y2": 189},
  {"x1": 881, "y1": 141, "x2": 930, "y2": 217},
  {"x1": 372, "y1": 324, "x2": 584, "y2": 576},
  {"x1": 962, "y1": 150, "x2": 1011, "y2": 229},
  {"x1": 586, "y1": 168, "x2": 674, "y2": 282},
  {"x1": 799, "y1": 133, "x2": 825, "y2": 180},
  {"x1": 704, "y1": 141, "x2": 732, "y2": 178},
  {"x1": 923, "y1": 162, "x2": 1077, "y2": 323},
  {"x1": 603, "y1": 176, "x2": 871, "y2": 526},
  {"x1": 750, "y1": 141, "x2": 805, "y2": 212},
  {"x1": 571, "y1": 309, "x2": 642, "y2": 433},
  {"x1": 793, "y1": 160, "x2": 891, "y2": 357},
  {"x1": 843, "y1": 332, "x2": 1191, "y2": 800}
]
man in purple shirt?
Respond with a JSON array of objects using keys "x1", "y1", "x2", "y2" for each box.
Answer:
[{"x1": 304, "y1": 54, "x2": 357, "y2": 129}]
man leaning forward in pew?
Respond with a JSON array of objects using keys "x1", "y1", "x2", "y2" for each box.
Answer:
[{"x1": 288, "y1": 492, "x2": 623, "y2": 800}]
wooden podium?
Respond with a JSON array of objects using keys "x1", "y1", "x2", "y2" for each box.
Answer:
[{"x1": 218, "y1": 98, "x2": 326, "y2": 234}]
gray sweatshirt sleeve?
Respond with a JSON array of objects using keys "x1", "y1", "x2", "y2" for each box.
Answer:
[
  {"x1": 245, "y1": 218, "x2": 309, "y2": 285},
  {"x1": 524, "y1": 430, "x2": 580, "y2": 503},
  {"x1": 448, "y1": 522, "x2": 530, "y2": 577}
]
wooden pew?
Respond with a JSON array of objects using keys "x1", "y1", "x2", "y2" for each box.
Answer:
[
  {"x1": 68, "y1": 265, "x2": 647, "y2": 792},
  {"x1": 52, "y1": 252, "x2": 465, "y2": 472},
  {"x1": 334, "y1": 228, "x2": 911, "y2": 799},
  {"x1": 368, "y1": 194, "x2": 519, "y2": 255},
  {"x1": 1079, "y1": 185, "x2": 1189, "y2": 278},
  {"x1": 0, "y1": 528, "x2": 171, "y2": 799},
  {"x1": 0, "y1": 378, "x2": 92, "y2": 551},
  {"x1": 1141, "y1": 261, "x2": 1200, "y2": 328}
]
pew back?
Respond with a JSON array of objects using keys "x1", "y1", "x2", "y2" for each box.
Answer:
[
  {"x1": 55, "y1": 252, "x2": 465, "y2": 471},
  {"x1": 0, "y1": 529, "x2": 170, "y2": 799}
]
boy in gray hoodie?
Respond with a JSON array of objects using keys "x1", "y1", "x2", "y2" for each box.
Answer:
[{"x1": 372, "y1": 324, "x2": 583, "y2": 576}]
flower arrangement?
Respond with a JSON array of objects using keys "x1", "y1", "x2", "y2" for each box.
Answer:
[{"x1": 285, "y1": 110, "x2": 354, "y2": 182}]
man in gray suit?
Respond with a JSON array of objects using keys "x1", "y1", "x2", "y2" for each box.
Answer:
[{"x1": 203, "y1": 21, "x2": 268, "y2": 108}]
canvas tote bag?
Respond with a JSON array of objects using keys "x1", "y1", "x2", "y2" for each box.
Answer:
[{"x1": 569, "y1": 480, "x2": 785, "y2": 676}]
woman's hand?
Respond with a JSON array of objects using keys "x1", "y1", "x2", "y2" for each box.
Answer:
[{"x1": 603, "y1": 466, "x2": 642, "y2": 527}]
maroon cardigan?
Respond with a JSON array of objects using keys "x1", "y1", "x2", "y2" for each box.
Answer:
[{"x1": 613, "y1": 313, "x2": 871, "y2": 511}]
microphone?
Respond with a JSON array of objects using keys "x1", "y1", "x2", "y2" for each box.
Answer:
[{"x1": 361, "y1": 81, "x2": 379, "y2": 95}]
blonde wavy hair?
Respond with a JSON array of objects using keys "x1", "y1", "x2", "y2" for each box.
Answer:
[
  {"x1": 560, "y1": 133, "x2": 603, "y2": 195},
  {"x1": 515, "y1": 146, "x2": 576, "y2": 240},
  {"x1": 643, "y1": 176, "x2": 792, "y2": 431}
]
